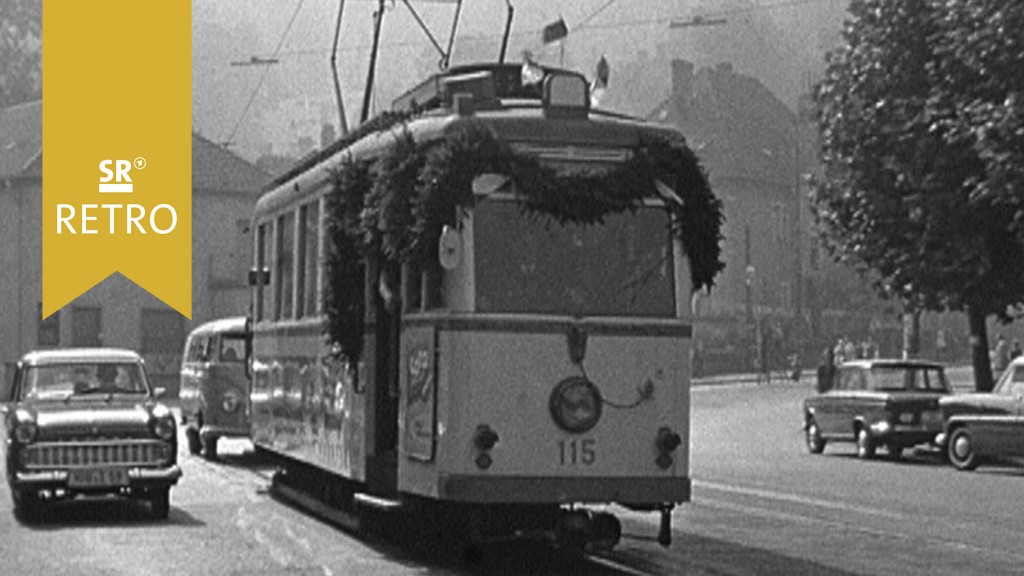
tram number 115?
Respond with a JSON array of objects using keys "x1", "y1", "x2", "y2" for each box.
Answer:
[{"x1": 557, "y1": 439, "x2": 596, "y2": 466}]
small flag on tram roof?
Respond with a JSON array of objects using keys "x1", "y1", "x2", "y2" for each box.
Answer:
[
  {"x1": 542, "y1": 17, "x2": 569, "y2": 44},
  {"x1": 590, "y1": 55, "x2": 609, "y2": 108}
]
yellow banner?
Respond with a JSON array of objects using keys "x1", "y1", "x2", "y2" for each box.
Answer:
[{"x1": 43, "y1": 1, "x2": 192, "y2": 319}]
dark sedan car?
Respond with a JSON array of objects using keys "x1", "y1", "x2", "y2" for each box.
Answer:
[
  {"x1": 938, "y1": 356, "x2": 1024, "y2": 471},
  {"x1": 2, "y1": 348, "x2": 181, "y2": 520},
  {"x1": 803, "y1": 359, "x2": 951, "y2": 459}
]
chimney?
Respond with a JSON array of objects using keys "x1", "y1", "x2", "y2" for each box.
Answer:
[{"x1": 671, "y1": 59, "x2": 694, "y2": 100}]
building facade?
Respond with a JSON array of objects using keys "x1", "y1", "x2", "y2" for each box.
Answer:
[{"x1": 0, "y1": 101, "x2": 268, "y2": 394}]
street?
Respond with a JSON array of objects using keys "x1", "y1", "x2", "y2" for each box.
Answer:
[{"x1": 2, "y1": 369, "x2": 1023, "y2": 575}]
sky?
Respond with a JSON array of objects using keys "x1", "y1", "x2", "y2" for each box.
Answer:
[{"x1": 191, "y1": 0, "x2": 850, "y2": 161}]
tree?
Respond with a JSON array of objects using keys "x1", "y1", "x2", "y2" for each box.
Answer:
[
  {"x1": 812, "y1": 0, "x2": 1024, "y2": 391},
  {"x1": 0, "y1": 0, "x2": 41, "y2": 107}
]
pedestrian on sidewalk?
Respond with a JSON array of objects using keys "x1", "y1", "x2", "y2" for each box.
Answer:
[{"x1": 816, "y1": 346, "x2": 835, "y2": 393}]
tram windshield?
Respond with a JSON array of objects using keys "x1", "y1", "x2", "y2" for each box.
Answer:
[{"x1": 473, "y1": 198, "x2": 675, "y2": 317}]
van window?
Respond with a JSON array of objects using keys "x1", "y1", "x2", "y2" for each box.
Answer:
[
  {"x1": 190, "y1": 336, "x2": 211, "y2": 362},
  {"x1": 219, "y1": 334, "x2": 245, "y2": 363}
]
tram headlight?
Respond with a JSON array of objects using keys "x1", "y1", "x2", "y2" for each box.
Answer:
[{"x1": 549, "y1": 377, "x2": 602, "y2": 434}]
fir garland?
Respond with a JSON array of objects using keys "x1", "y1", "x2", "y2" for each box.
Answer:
[{"x1": 324, "y1": 118, "x2": 724, "y2": 361}]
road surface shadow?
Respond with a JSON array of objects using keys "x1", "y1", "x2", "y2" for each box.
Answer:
[
  {"x1": 816, "y1": 448, "x2": 948, "y2": 468},
  {"x1": 16, "y1": 495, "x2": 205, "y2": 530},
  {"x1": 609, "y1": 531, "x2": 864, "y2": 576}
]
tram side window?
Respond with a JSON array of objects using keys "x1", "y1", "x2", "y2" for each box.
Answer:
[
  {"x1": 296, "y1": 201, "x2": 319, "y2": 319},
  {"x1": 274, "y1": 212, "x2": 296, "y2": 321},
  {"x1": 400, "y1": 259, "x2": 443, "y2": 313},
  {"x1": 255, "y1": 222, "x2": 271, "y2": 322}
]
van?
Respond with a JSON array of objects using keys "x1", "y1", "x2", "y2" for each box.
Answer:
[{"x1": 179, "y1": 316, "x2": 250, "y2": 459}]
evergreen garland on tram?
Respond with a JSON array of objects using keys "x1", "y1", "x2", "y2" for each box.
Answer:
[{"x1": 324, "y1": 118, "x2": 724, "y2": 363}]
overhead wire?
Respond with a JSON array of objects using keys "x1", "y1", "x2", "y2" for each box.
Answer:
[
  {"x1": 223, "y1": 0, "x2": 307, "y2": 147},
  {"x1": 196, "y1": 0, "x2": 842, "y2": 65}
]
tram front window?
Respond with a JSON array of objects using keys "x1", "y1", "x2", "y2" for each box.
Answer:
[{"x1": 473, "y1": 199, "x2": 675, "y2": 317}]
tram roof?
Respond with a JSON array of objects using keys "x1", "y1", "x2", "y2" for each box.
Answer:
[{"x1": 256, "y1": 63, "x2": 687, "y2": 215}]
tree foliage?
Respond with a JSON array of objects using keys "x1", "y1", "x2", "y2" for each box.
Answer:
[
  {"x1": 0, "y1": 0, "x2": 41, "y2": 107},
  {"x1": 813, "y1": 0, "x2": 1024, "y2": 389}
]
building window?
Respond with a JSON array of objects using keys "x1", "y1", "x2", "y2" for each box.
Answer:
[
  {"x1": 37, "y1": 304, "x2": 59, "y2": 347},
  {"x1": 71, "y1": 306, "x2": 102, "y2": 347},
  {"x1": 274, "y1": 211, "x2": 295, "y2": 320}
]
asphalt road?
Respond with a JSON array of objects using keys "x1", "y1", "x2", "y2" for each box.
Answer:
[{"x1": 2, "y1": 367, "x2": 1022, "y2": 575}]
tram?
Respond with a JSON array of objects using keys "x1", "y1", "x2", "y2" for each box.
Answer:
[{"x1": 247, "y1": 62, "x2": 723, "y2": 550}]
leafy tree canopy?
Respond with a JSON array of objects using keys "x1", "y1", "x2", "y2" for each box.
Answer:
[
  {"x1": 0, "y1": 0, "x2": 41, "y2": 107},
  {"x1": 813, "y1": 0, "x2": 1024, "y2": 389}
]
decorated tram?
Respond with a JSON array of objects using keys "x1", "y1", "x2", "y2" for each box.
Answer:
[{"x1": 246, "y1": 61, "x2": 723, "y2": 550}]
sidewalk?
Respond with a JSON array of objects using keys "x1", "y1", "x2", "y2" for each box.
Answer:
[
  {"x1": 694, "y1": 364, "x2": 977, "y2": 390},
  {"x1": 692, "y1": 371, "x2": 809, "y2": 387}
]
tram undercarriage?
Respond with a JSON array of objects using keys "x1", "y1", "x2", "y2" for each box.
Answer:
[{"x1": 265, "y1": 453, "x2": 675, "y2": 552}]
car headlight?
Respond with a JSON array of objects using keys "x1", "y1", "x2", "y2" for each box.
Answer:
[
  {"x1": 150, "y1": 404, "x2": 176, "y2": 440},
  {"x1": 549, "y1": 376, "x2": 602, "y2": 434},
  {"x1": 870, "y1": 420, "x2": 891, "y2": 435},
  {"x1": 222, "y1": 389, "x2": 242, "y2": 413},
  {"x1": 14, "y1": 420, "x2": 37, "y2": 444}
]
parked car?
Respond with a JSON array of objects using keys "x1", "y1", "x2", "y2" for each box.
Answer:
[
  {"x1": 937, "y1": 355, "x2": 1024, "y2": 471},
  {"x1": 803, "y1": 359, "x2": 951, "y2": 459},
  {"x1": 1, "y1": 348, "x2": 181, "y2": 520},
  {"x1": 179, "y1": 317, "x2": 250, "y2": 460}
]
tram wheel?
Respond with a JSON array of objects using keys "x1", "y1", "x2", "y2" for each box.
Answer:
[{"x1": 589, "y1": 512, "x2": 622, "y2": 551}]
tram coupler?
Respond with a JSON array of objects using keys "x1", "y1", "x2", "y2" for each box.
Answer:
[{"x1": 658, "y1": 504, "x2": 674, "y2": 547}]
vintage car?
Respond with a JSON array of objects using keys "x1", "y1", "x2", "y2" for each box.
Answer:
[
  {"x1": 937, "y1": 355, "x2": 1024, "y2": 471},
  {"x1": 1, "y1": 348, "x2": 181, "y2": 520},
  {"x1": 803, "y1": 359, "x2": 951, "y2": 459},
  {"x1": 179, "y1": 316, "x2": 250, "y2": 460}
]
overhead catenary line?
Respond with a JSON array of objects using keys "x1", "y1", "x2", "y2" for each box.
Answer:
[
  {"x1": 223, "y1": 0, "x2": 307, "y2": 147},
  {"x1": 193, "y1": 0, "x2": 845, "y2": 66}
]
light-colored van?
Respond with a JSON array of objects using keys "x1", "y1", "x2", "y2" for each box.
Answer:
[{"x1": 179, "y1": 317, "x2": 250, "y2": 459}]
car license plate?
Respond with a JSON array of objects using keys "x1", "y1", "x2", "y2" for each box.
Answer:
[{"x1": 68, "y1": 468, "x2": 129, "y2": 488}]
